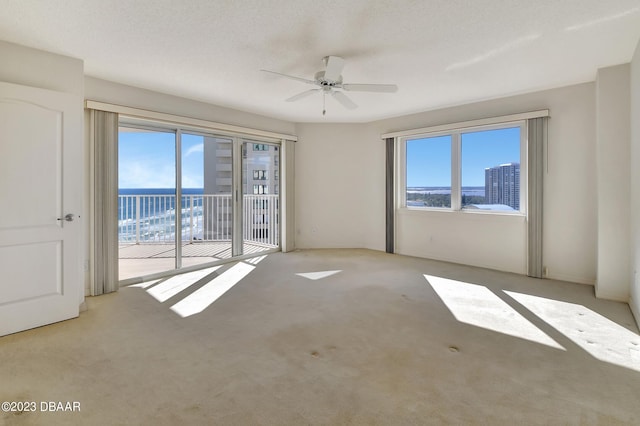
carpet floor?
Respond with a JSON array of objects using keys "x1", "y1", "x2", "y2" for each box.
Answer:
[{"x1": 1, "y1": 249, "x2": 639, "y2": 425}]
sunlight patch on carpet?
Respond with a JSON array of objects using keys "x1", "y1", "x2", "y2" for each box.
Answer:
[
  {"x1": 296, "y1": 270, "x2": 342, "y2": 280},
  {"x1": 425, "y1": 274, "x2": 564, "y2": 350},
  {"x1": 170, "y1": 262, "x2": 255, "y2": 318},
  {"x1": 127, "y1": 279, "x2": 161, "y2": 289},
  {"x1": 505, "y1": 291, "x2": 640, "y2": 372},
  {"x1": 146, "y1": 266, "x2": 221, "y2": 303}
]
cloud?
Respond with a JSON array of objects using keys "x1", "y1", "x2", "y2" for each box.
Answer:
[{"x1": 184, "y1": 144, "x2": 203, "y2": 158}]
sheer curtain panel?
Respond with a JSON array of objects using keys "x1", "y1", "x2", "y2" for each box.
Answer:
[{"x1": 89, "y1": 109, "x2": 119, "y2": 295}]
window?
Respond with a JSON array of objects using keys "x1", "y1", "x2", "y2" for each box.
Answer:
[
  {"x1": 405, "y1": 135, "x2": 452, "y2": 208},
  {"x1": 253, "y1": 170, "x2": 268, "y2": 180},
  {"x1": 253, "y1": 144, "x2": 268, "y2": 151},
  {"x1": 253, "y1": 184, "x2": 268, "y2": 195},
  {"x1": 461, "y1": 126, "x2": 522, "y2": 211},
  {"x1": 402, "y1": 121, "x2": 525, "y2": 213}
]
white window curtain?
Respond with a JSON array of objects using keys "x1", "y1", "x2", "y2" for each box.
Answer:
[
  {"x1": 89, "y1": 109, "x2": 119, "y2": 295},
  {"x1": 527, "y1": 117, "x2": 547, "y2": 278}
]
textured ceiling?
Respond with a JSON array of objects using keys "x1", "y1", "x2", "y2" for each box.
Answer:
[{"x1": 1, "y1": 0, "x2": 640, "y2": 123}]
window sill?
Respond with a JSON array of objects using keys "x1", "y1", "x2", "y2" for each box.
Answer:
[{"x1": 401, "y1": 207, "x2": 526, "y2": 219}]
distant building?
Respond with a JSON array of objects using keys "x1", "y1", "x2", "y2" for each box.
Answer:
[
  {"x1": 242, "y1": 143, "x2": 279, "y2": 197},
  {"x1": 203, "y1": 139, "x2": 279, "y2": 241},
  {"x1": 242, "y1": 143, "x2": 279, "y2": 242},
  {"x1": 484, "y1": 163, "x2": 520, "y2": 210},
  {"x1": 202, "y1": 137, "x2": 233, "y2": 240}
]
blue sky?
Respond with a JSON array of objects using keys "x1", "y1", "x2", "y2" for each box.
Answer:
[
  {"x1": 120, "y1": 126, "x2": 520, "y2": 189},
  {"x1": 118, "y1": 130, "x2": 204, "y2": 188},
  {"x1": 406, "y1": 127, "x2": 520, "y2": 187}
]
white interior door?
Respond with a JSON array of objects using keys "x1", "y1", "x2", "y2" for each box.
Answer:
[{"x1": 0, "y1": 82, "x2": 82, "y2": 336}]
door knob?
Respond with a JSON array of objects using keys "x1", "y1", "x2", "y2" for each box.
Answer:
[{"x1": 57, "y1": 213, "x2": 76, "y2": 222}]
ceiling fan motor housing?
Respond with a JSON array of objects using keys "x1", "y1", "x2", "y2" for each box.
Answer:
[{"x1": 314, "y1": 71, "x2": 342, "y2": 87}]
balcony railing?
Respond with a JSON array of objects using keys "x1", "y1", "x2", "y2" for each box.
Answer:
[{"x1": 118, "y1": 194, "x2": 279, "y2": 247}]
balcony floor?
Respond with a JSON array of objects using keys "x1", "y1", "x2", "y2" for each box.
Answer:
[{"x1": 119, "y1": 241, "x2": 275, "y2": 280}]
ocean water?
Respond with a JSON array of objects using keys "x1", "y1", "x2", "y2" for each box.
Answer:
[
  {"x1": 118, "y1": 188, "x2": 203, "y2": 218},
  {"x1": 118, "y1": 188, "x2": 207, "y2": 243}
]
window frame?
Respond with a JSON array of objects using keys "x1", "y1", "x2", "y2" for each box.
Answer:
[
  {"x1": 403, "y1": 130, "x2": 454, "y2": 209},
  {"x1": 398, "y1": 120, "x2": 527, "y2": 215}
]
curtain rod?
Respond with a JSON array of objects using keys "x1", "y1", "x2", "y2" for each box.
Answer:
[
  {"x1": 381, "y1": 109, "x2": 549, "y2": 139},
  {"x1": 85, "y1": 100, "x2": 298, "y2": 142}
]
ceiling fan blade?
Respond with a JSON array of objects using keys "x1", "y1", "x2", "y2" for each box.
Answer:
[
  {"x1": 331, "y1": 91, "x2": 357, "y2": 110},
  {"x1": 323, "y1": 56, "x2": 345, "y2": 82},
  {"x1": 260, "y1": 69, "x2": 318, "y2": 85},
  {"x1": 341, "y1": 83, "x2": 398, "y2": 93},
  {"x1": 285, "y1": 89, "x2": 319, "y2": 102}
]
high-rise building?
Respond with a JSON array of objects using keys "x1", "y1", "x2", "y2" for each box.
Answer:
[
  {"x1": 203, "y1": 139, "x2": 279, "y2": 241},
  {"x1": 242, "y1": 143, "x2": 279, "y2": 242},
  {"x1": 242, "y1": 143, "x2": 279, "y2": 197},
  {"x1": 202, "y1": 137, "x2": 233, "y2": 240},
  {"x1": 484, "y1": 163, "x2": 520, "y2": 210}
]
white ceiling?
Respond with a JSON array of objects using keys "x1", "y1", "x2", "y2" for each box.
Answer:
[{"x1": 1, "y1": 0, "x2": 640, "y2": 123}]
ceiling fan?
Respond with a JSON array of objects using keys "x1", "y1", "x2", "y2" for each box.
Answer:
[{"x1": 261, "y1": 56, "x2": 398, "y2": 115}]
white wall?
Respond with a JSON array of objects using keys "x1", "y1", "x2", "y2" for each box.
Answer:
[
  {"x1": 0, "y1": 40, "x2": 83, "y2": 96},
  {"x1": 630, "y1": 39, "x2": 640, "y2": 322},
  {"x1": 294, "y1": 123, "x2": 385, "y2": 251},
  {"x1": 294, "y1": 84, "x2": 597, "y2": 281},
  {"x1": 595, "y1": 64, "x2": 631, "y2": 301},
  {"x1": 85, "y1": 77, "x2": 295, "y2": 136},
  {"x1": 396, "y1": 210, "x2": 527, "y2": 274},
  {"x1": 370, "y1": 83, "x2": 597, "y2": 282}
]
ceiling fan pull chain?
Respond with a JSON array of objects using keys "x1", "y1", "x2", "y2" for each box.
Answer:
[{"x1": 322, "y1": 92, "x2": 326, "y2": 116}]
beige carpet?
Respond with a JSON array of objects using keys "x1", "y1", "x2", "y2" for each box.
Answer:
[{"x1": 1, "y1": 249, "x2": 640, "y2": 425}]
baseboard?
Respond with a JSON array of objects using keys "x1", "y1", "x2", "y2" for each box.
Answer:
[
  {"x1": 629, "y1": 295, "x2": 640, "y2": 330},
  {"x1": 547, "y1": 272, "x2": 595, "y2": 286}
]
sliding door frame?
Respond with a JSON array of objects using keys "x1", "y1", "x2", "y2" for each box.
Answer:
[
  {"x1": 232, "y1": 138, "x2": 243, "y2": 258},
  {"x1": 118, "y1": 117, "x2": 283, "y2": 285}
]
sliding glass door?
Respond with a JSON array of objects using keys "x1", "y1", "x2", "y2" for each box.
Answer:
[
  {"x1": 118, "y1": 127, "x2": 178, "y2": 280},
  {"x1": 180, "y1": 133, "x2": 234, "y2": 268},
  {"x1": 118, "y1": 124, "x2": 280, "y2": 281},
  {"x1": 242, "y1": 141, "x2": 280, "y2": 254}
]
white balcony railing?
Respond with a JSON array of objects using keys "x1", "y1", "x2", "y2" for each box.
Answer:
[{"x1": 118, "y1": 194, "x2": 279, "y2": 247}]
